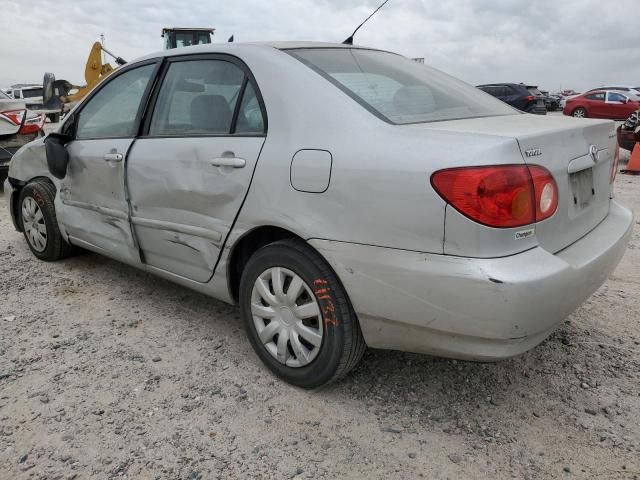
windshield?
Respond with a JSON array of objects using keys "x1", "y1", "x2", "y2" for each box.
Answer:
[
  {"x1": 288, "y1": 48, "x2": 517, "y2": 124},
  {"x1": 0, "y1": 90, "x2": 10, "y2": 99}
]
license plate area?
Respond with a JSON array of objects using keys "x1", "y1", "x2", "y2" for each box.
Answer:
[{"x1": 569, "y1": 167, "x2": 594, "y2": 210}]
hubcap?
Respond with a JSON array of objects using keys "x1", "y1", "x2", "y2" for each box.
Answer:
[
  {"x1": 574, "y1": 109, "x2": 585, "y2": 118},
  {"x1": 21, "y1": 197, "x2": 47, "y2": 252},
  {"x1": 251, "y1": 267, "x2": 323, "y2": 368}
]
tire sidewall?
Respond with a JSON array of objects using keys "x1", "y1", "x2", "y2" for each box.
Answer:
[
  {"x1": 239, "y1": 244, "x2": 347, "y2": 388},
  {"x1": 19, "y1": 183, "x2": 59, "y2": 260}
]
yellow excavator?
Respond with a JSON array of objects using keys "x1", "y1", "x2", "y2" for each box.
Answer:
[
  {"x1": 42, "y1": 28, "x2": 214, "y2": 117},
  {"x1": 40, "y1": 41, "x2": 126, "y2": 118}
]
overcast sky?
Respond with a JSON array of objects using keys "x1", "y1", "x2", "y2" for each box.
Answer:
[{"x1": 1, "y1": 0, "x2": 638, "y2": 92}]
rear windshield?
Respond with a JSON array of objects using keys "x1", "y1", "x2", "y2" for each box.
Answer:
[
  {"x1": 526, "y1": 87, "x2": 542, "y2": 96},
  {"x1": 22, "y1": 88, "x2": 43, "y2": 98},
  {"x1": 288, "y1": 48, "x2": 517, "y2": 124}
]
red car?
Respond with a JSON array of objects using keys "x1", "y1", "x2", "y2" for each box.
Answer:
[{"x1": 563, "y1": 90, "x2": 640, "y2": 119}]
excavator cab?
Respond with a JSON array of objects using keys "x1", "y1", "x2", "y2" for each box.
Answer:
[{"x1": 162, "y1": 28, "x2": 215, "y2": 49}]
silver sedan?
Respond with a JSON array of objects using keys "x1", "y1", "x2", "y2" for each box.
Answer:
[{"x1": 4, "y1": 42, "x2": 633, "y2": 387}]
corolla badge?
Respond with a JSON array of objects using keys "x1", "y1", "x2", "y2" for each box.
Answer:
[
  {"x1": 524, "y1": 148, "x2": 543, "y2": 158},
  {"x1": 589, "y1": 144, "x2": 599, "y2": 162}
]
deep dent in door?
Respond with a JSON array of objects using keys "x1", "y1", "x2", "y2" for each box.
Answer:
[{"x1": 126, "y1": 137, "x2": 266, "y2": 283}]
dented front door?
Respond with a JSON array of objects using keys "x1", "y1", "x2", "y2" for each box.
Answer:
[
  {"x1": 60, "y1": 138, "x2": 138, "y2": 262},
  {"x1": 58, "y1": 63, "x2": 157, "y2": 264}
]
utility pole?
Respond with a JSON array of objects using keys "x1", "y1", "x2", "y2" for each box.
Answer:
[{"x1": 100, "y1": 33, "x2": 105, "y2": 65}]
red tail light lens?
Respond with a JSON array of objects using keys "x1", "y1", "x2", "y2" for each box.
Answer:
[
  {"x1": 0, "y1": 109, "x2": 26, "y2": 126},
  {"x1": 19, "y1": 111, "x2": 45, "y2": 134},
  {"x1": 526, "y1": 95, "x2": 535, "y2": 102},
  {"x1": 431, "y1": 165, "x2": 558, "y2": 228}
]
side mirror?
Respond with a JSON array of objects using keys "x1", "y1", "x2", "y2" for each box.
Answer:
[{"x1": 44, "y1": 132, "x2": 72, "y2": 179}]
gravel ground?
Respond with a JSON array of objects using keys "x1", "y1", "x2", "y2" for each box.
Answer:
[{"x1": 1, "y1": 168, "x2": 639, "y2": 479}]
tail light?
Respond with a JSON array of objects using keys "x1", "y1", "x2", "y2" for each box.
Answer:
[
  {"x1": 0, "y1": 109, "x2": 26, "y2": 126},
  {"x1": 526, "y1": 95, "x2": 535, "y2": 102},
  {"x1": 19, "y1": 111, "x2": 45, "y2": 134},
  {"x1": 431, "y1": 165, "x2": 558, "y2": 228},
  {"x1": 610, "y1": 143, "x2": 620, "y2": 184}
]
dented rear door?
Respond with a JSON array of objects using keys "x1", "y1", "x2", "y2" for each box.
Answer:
[{"x1": 127, "y1": 56, "x2": 266, "y2": 282}]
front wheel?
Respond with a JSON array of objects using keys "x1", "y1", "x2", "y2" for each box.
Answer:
[
  {"x1": 239, "y1": 239, "x2": 366, "y2": 388},
  {"x1": 19, "y1": 180, "x2": 75, "y2": 261},
  {"x1": 572, "y1": 107, "x2": 587, "y2": 118}
]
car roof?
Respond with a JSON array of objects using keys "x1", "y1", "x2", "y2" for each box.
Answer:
[
  {"x1": 133, "y1": 41, "x2": 391, "y2": 63},
  {"x1": 476, "y1": 83, "x2": 527, "y2": 88}
]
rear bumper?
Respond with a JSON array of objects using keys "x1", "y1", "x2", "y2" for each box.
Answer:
[{"x1": 310, "y1": 200, "x2": 634, "y2": 360}]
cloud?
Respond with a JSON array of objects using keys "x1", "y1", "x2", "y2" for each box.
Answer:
[{"x1": 0, "y1": 0, "x2": 637, "y2": 92}]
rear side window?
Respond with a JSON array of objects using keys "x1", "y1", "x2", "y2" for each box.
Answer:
[
  {"x1": 586, "y1": 93, "x2": 605, "y2": 101},
  {"x1": 289, "y1": 48, "x2": 516, "y2": 124},
  {"x1": 22, "y1": 88, "x2": 43, "y2": 98},
  {"x1": 149, "y1": 59, "x2": 264, "y2": 136},
  {"x1": 76, "y1": 64, "x2": 155, "y2": 139}
]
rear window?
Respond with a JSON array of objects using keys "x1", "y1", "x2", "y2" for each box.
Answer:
[
  {"x1": 526, "y1": 87, "x2": 542, "y2": 96},
  {"x1": 288, "y1": 48, "x2": 516, "y2": 124},
  {"x1": 22, "y1": 88, "x2": 43, "y2": 98}
]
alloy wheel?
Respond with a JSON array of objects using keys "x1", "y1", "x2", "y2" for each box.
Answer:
[{"x1": 251, "y1": 267, "x2": 323, "y2": 368}]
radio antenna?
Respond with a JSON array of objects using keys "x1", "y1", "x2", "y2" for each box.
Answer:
[{"x1": 342, "y1": 0, "x2": 391, "y2": 45}]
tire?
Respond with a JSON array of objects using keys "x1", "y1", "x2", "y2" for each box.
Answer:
[
  {"x1": 18, "y1": 180, "x2": 75, "y2": 261},
  {"x1": 239, "y1": 239, "x2": 366, "y2": 388},
  {"x1": 572, "y1": 107, "x2": 587, "y2": 118}
]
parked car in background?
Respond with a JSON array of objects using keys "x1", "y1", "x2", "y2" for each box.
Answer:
[
  {"x1": 5, "y1": 83, "x2": 63, "y2": 122},
  {"x1": 586, "y1": 86, "x2": 640, "y2": 97},
  {"x1": 563, "y1": 90, "x2": 640, "y2": 119},
  {"x1": 7, "y1": 84, "x2": 44, "y2": 104},
  {"x1": 617, "y1": 125, "x2": 638, "y2": 151},
  {"x1": 618, "y1": 108, "x2": 640, "y2": 151},
  {"x1": 477, "y1": 83, "x2": 547, "y2": 114},
  {"x1": 540, "y1": 90, "x2": 561, "y2": 111},
  {"x1": 0, "y1": 90, "x2": 44, "y2": 180},
  {"x1": 4, "y1": 42, "x2": 632, "y2": 387}
]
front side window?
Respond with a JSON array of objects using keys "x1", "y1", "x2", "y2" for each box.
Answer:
[
  {"x1": 76, "y1": 64, "x2": 155, "y2": 139},
  {"x1": 289, "y1": 48, "x2": 517, "y2": 124},
  {"x1": 149, "y1": 59, "x2": 261, "y2": 135}
]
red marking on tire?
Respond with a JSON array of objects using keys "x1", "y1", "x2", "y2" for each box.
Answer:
[
  {"x1": 33, "y1": 191, "x2": 45, "y2": 208},
  {"x1": 313, "y1": 279, "x2": 338, "y2": 327}
]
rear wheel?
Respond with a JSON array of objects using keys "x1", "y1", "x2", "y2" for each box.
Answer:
[
  {"x1": 19, "y1": 180, "x2": 75, "y2": 261},
  {"x1": 239, "y1": 239, "x2": 366, "y2": 388},
  {"x1": 572, "y1": 107, "x2": 587, "y2": 118}
]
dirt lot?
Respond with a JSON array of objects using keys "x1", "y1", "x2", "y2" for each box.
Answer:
[{"x1": 1, "y1": 169, "x2": 639, "y2": 479}]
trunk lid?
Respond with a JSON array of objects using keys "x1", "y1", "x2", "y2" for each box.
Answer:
[{"x1": 419, "y1": 114, "x2": 616, "y2": 253}]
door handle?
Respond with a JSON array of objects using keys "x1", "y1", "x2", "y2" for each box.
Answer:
[
  {"x1": 211, "y1": 157, "x2": 245, "y2": 168},
  {"x1": 104, "y1": 153, "x2": 123, "y2": 162}
]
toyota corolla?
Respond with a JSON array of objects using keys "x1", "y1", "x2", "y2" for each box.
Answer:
[{"x1": 4, "y1": 42, "x2": 633, "y2": 387}]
